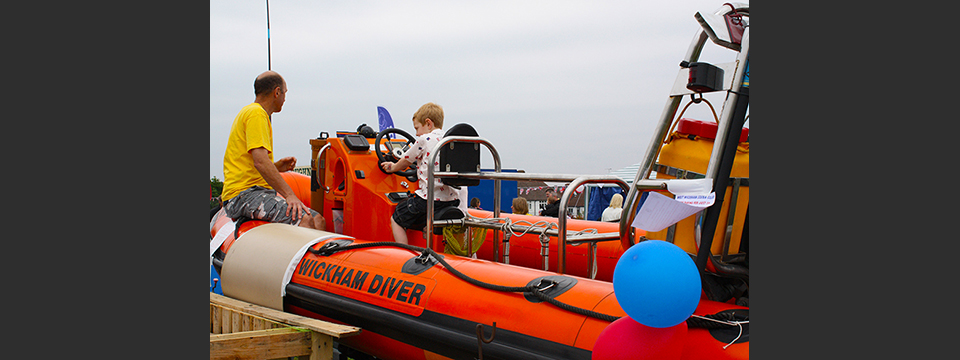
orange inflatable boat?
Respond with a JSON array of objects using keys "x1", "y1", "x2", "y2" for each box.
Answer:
[
  {"x1": 210, "y1": 3, "x2": 750, "y2": 359},
  {"x1": 211, "y1": 212, "x2": 748, "y2": 360},
  {"x1": 210, "y1": 133, "x2": 749, "y2": 360}
]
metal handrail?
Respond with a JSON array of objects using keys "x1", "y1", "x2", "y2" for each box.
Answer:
[
  {"x1": 315, "y1": 143, "x2": 332, "y2": 192},
  {"x1": 430, "y1": 172, "x2": 633, "y2": 279},
  {"x1": 556, "y1": 176, "x2": 629, "y2": 278},
  {"x1": 423, "y1": 135, "x2": 684, "y2": 276},
  {"x1": 433, "y1": 218, "x2": 620, "y2": 244},
  {"x1": 433, "y1": 171, "x2": 585, "y2": 183},
  {"x1": 425, "y1": 136, "x2": 641, "y2": 269},
  {"x1": 426, "y1": 136, "x2": 503, "y2": 260}
]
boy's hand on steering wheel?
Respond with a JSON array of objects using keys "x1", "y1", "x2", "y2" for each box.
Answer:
[{"x1": 380, "y1": 161, "x2": 395, "y2": 173}]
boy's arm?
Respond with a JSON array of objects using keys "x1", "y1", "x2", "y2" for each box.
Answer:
[
  {"x1": 381, "y1": 158, "x2": 414, "y2": 173},
  {"x1": 382, "y1": 133, "x2": 424, "y2": 173}
]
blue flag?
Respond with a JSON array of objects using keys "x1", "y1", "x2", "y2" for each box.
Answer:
[{"x1": 377, "y1": 106, "x2": 396, "y2": 139}]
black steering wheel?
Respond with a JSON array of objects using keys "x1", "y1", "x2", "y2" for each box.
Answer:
[{"x1": 375, "y1": 127, "x2": 418, "y2": 180}]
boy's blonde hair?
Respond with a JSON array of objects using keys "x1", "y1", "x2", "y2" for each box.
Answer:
[{"x1": 413, "y1": 102, "x2": 444, "y2": 129}]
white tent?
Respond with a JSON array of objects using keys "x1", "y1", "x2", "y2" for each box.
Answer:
[
  {"x1": 582, "y1": 163, "x2": 656, "y2": 220},
  {"x1": 600, "y1": 162, "x2": 657, "y2": 186},
  {"x1": 607, "y1": 163, "x2": 642, "y2": 184}
]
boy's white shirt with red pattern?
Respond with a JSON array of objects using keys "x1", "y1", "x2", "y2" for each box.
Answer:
[{"x1": 401, "y1": 128, "x2": 460, "y2": 201}]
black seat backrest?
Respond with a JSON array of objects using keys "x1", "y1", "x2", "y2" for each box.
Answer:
[
  {"x1": 433, "y1": 206, "x2": 466, "y2": 235},
  {"x1": 439, "y1": 123, "x2": 481, "y2": 187}
]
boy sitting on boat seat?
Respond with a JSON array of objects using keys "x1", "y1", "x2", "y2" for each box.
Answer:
[{"x1": 380, "y1": 102, "x2": 461, "y2": 244}]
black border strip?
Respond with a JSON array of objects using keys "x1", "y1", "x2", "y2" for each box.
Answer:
[{"x1": 284, "y1": 283, "x2": 591, "y2": 360}]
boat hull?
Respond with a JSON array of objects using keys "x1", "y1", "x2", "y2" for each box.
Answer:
[{"x1": 211, "y1": 218, "x2": 748, "y2": 360}]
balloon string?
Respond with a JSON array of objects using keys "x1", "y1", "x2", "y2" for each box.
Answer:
[
  {"x1": 688, "y1": 315, "x2": 748, "y2": 349},
  {"x1": 723, "y1": 323, "x2": 742, "y2": 349}
]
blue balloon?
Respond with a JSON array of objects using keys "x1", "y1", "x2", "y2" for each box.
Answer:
[{"x1": 612, "y1": 240, "x2": 701, "y2": 328}]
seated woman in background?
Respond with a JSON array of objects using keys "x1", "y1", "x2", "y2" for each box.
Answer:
[{"x1": 601, "y1": 193, "x2": 623, "y2": 222}]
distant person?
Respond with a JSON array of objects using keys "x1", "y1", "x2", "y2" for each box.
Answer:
[
  {"x1": 540, "y1": 188, "x2": 561, "y2": 217},
  {"x1": 601, "y1": 193, "x2": 624, "y2": 222},
  {"x1": 511, "y1": 197, "x2": 530, "y2": 215},
  {"x1": 220, "y1": 71, "x2": 325, "y2": 230},
  {"x1": 380, "y1": 102, "x2": 461, "y2": 244},
  {"x1": 470, "y1": 197, "x2": 482, "y2": 210}
]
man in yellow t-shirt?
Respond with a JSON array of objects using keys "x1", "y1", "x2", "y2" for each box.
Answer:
[{"x1": 220, "y1": 71, "x2": 325, "y2": 230}]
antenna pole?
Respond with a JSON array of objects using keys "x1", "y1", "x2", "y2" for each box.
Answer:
[{"x1": 266, "y1": 0, "x2": 271, "y2": 70}]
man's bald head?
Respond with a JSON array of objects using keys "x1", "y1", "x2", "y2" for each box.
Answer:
[
  {"x1": 254, "y1": 71, "x2": 285, "y2": 97},
  {"x1": 253, "y1": 71, "x2": 288, "y2": 114}
]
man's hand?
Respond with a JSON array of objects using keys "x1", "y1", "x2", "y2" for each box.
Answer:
[
  {"x1": 274, "y1": 156, "x2": 305, "y2": 218},
  {"x1": 285, "y1": 195, "x2": 309, "y2": 220},
  {"x1": 275, "y1": 156, "x2": 297, "y2": 172},
  {"x1": 251, "y1": 148, "x2": 307, "y2": 220}
]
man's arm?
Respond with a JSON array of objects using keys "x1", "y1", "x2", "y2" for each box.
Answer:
[{"x1": 250, "y1": 147, "x2": 308, "y2": 218}]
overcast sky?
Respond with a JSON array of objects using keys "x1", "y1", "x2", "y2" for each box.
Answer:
[{"x1": 210, "y1": 0, "x2": 747, "y2": 182}]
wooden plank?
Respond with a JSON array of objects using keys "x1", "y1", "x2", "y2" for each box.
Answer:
[
  {"x1": 210, "y1": 293, "x2": 360, "y2": 338},
  {"x1": 211, "y1": 304, "x2": 284, "y2": 331},
  {"x1": 210, "y1": 327, "x2": 293, "y2": 342},
  {"x1": 232, "y1": 310, "x2": 241, "y2": 333},
  {"x1": 214, "y1": 305, "x2": 274, "y2": 326},
  {"x1": 245, "y1": 312, "x2": 273, "y2": 331},
  {"x1": 210, "y1": 327, "x2": 311, "y2": 360},
  {"x1": 221, "y1": 309, "x2": 230, "y2": 334},
  {"x1": 311, "y1": 333, "x2": 334, "y2": 360},
  {"x1": 211, "y1": 305, "x2": 220, "y2": 334},
  {"x1": 242, "y1": 312, "x2": 252, "y2": 332}
]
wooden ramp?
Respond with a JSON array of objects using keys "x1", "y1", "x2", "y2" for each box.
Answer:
[{"x1": 210, "y1": 293, "x2": 361, "y2": 360}]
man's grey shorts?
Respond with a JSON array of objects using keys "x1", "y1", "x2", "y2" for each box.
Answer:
[{"x1": 223, "y1": 186, "x2": 319, "y2": 225}]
